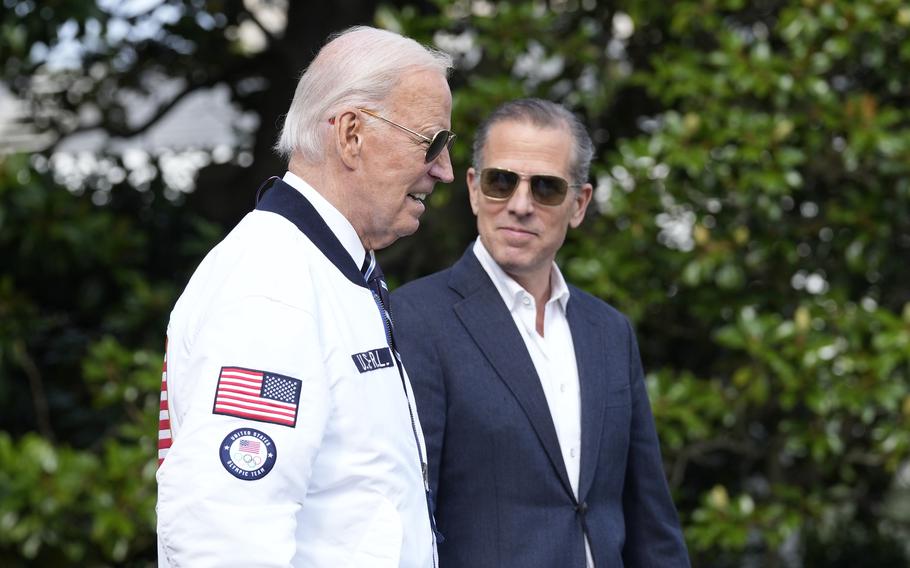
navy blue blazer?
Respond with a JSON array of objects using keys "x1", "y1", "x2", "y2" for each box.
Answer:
[{"x1": 392, "y1": 247, "x2": 689, "y2": 568}]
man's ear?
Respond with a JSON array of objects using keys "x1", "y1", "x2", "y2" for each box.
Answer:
[
  {"x1": 335, "y1": 111, "x2": 362, "y2": 169},
  {"x1": 467, "y1": 167, "x2": 481, "y2": 215},
  {"x1": 568, "y1": 182, "x2": 593, "y2": 228}
]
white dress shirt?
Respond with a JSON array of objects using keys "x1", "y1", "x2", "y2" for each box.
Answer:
[{"x1": 473, "y1": 238, "x2": 593, "y2": 567}]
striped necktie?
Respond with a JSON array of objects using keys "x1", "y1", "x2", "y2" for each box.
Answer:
[
  {"x1": 360, "y1": 249, "x2": 445, "y2": 549},
  {"x1": 361, "y1": 250, "x2": 394, "y2": 333}
]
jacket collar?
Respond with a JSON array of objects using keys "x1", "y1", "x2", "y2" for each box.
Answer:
[{"x1": 255, "y1": 177, "x2": 367, "y2": 289}]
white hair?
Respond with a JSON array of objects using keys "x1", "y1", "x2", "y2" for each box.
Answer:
[{"x1": 275, "y1": 26, "x2": 453, "y2": 162}]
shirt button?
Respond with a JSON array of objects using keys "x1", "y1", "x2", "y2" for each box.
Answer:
[
  {"x1": 570, "y1": 448, "x2": 577, "y2": 458},
  {"x1": 560, "y1": 384, "x2": 567, "y2": 393},
  {"x1": 522, "y1": 296, "x2": 531, "y2": 307}
]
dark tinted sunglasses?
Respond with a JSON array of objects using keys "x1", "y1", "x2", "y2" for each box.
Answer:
[
  {"x1": 359, "y1": 108, "x2": 456, "y2": 163},
  {"x1": 479, "y1": 168, "x2": 579, "y2": 206}
]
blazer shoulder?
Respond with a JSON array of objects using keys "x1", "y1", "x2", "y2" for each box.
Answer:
[
  {"x1": 391, "y1": 268, "x2": 457, "y2": 315},
  {"x1": 567, "y1": 283, "x2": 632, "y2": 331}
]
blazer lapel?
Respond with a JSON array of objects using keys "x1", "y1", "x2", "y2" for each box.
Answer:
[
  {"x1": 450, "y1": 249, "x2": 575, "y2": 498},
  {"x1": 568, "y1": 294, "x2": 607, "y2": 502}
]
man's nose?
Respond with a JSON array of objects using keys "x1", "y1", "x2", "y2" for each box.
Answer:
[
  {"x1": 429, "y1": 148, "x2": 454, "y2": 183},
  {"x1": 507, "y1": 179, "x2": 535, "y2": 216}
]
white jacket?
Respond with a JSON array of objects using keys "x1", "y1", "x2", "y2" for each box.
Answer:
[{"x1": 156, "y1": 175, "x2": 435, "y2": 567}]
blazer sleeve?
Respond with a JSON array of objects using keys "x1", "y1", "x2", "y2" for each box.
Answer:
[
  {"x1": 394, "y1": 293, "x2": 447, "y2": 503},
  {"x1": 621, "y1": 317, "x2": 691, "y2": 567}
]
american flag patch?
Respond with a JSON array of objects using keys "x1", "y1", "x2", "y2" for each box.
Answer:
[
  {"x1": 158, "y1": 340, "x2": 171, "y2": 467},
  {"x1": 212, "y1": 366, "x2": 302, "y2": 427}
]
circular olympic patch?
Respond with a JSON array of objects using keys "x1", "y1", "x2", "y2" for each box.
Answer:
[{"x1": 219, "y1": 428, "x2": 277, "y2": 480}]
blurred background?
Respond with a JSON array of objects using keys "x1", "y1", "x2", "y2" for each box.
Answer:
[{"x1": 1, "y1": 0, "x2": 909, "y2": 566}]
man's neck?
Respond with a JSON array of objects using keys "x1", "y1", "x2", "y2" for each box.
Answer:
[
  {"x1": 289, "y1": 158, "x2": 374, "y2": 249},
  {"x1": 509, "y1": 269, "x2": 552, "y2": 337}
]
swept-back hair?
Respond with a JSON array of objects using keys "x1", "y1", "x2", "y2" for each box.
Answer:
[
  {"x1": 472, "y1": 98, "x2": 594, "y2": 186},
  {"x1": 275, "y1": 26, "x2": 453, "y2": 162}
]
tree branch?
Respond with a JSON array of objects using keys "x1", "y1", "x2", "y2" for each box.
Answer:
[
  {"x1": 48, "y1": 77, "x2": 218, "y2": 153},
  {"x1": 669, "y1": 437, "x2": 758, "y2": 489},
  {"x1": 13, "y1": 340, "x2": 56, "y2": 442}
]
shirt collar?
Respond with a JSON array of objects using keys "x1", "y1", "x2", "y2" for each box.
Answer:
[
  {"x1": 549, "y1": 262, "x2": 571, "y2": 310},
  {"x1": 473, "y1": 238, "x2": 571, "y2": 312},
  {"x1": 282, "y1": 171, "x2": 366, "y2": 268}
]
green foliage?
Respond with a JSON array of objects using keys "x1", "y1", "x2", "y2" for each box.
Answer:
[
  {"x1": 0, "y1": 152, "x2": 217, "y2": 563},
  {"x1": 0, "y1": 429, "x2": 157, "y2": 565},
  {"x1": 386, "y1": 0, "x2": 910, "y2": 564},
  {"x1": 0, "y1": 356, "x2": 159, "y2": 566}
]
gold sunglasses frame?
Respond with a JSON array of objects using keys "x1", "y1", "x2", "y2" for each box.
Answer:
[
  {"x1": 358, "y1": 108, "x2": 456, "y2": 163},
  {"x1": 478, "y1": 167, "x2": 581, "y2": 206}
]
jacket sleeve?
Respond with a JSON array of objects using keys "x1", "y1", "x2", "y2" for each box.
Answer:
[
  {"x1": 157, "y1": 296, "x2": 331, "y2": 567},
  {"x1": 621, "y1": 318, "x2": 692, "y2": 567},
  {"x1": 393, "y1": 291, "x2": 446, "y2": 503}
]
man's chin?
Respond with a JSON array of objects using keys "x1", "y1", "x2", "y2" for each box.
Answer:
[
  {"x1": 377, "y1": 221, "x2": 420, "y2": 249},
  {"x1": 402, "y1": 219, "x2": 421, "y2": 237},
  {"x1": 491, "y1": 250, "x2": 537, "y2": 275}
]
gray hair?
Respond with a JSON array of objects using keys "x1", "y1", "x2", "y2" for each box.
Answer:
[
  {"x1": 472, "y1": 98, "x2": 594, "y2": 186},
  {"x1": 275, "y1": 26, "x2": 453, "y2": 162}
]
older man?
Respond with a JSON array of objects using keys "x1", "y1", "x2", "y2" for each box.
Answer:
[
  {"x1": 156, "y1": 26, "x2": 455, "y2": 566},
  {"x1": 392, "y1": 99, "x2": 689, "y2": 567}
]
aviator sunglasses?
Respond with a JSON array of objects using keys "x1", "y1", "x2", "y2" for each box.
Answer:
[
  {"x1": 358, "y1": 108, "x2": 456, "y2": 163},
  {"x1": 479, "y1": 167, "x2": 580, "y2": 206}
]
